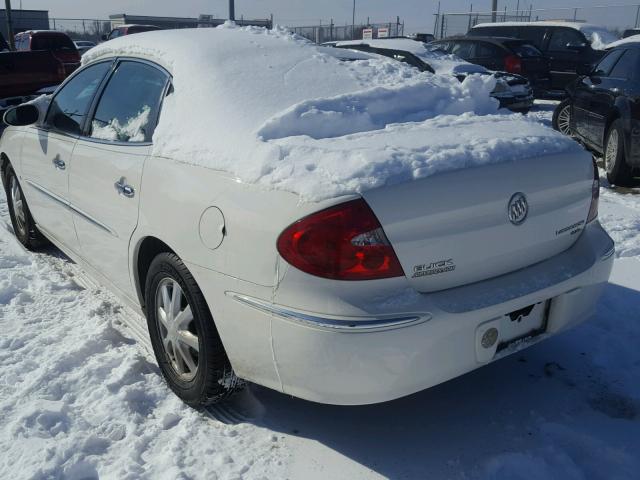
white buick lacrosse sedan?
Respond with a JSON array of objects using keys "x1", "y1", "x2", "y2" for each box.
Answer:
[{"x1": 0, "y1": 26, "x2": 614, "y2": 406}]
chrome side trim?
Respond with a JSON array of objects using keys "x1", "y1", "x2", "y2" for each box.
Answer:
[
  {"x1": 227, "y1": 292, "x2": 430, "y2": 333},
  {"x1": 601, "y1": 245, "x2": 615, "y2": 261},
  {"x1": 25, "y1": 180, "x2": 118, "y2": 237}
]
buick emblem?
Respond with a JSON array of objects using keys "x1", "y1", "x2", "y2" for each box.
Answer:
[{"x1": 507, "y1": 192, "x2": 528, "y2": 225}]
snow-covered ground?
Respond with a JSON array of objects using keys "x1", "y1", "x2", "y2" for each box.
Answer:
[{"x1": 1, "y1": 102, "x2": 639, "y2": 479}]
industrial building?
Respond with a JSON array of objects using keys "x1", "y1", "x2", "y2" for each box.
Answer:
[
  {"x1": 108, "y1": 14, "x2": 272, "y2": 31},
  {"x1": 0, "y1": 9, "x2": 49, "y2": 38}
]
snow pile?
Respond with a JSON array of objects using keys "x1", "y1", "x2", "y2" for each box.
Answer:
[
  {"x1": 0, "y1": 211, "x2": 286, "y2": 479},
  {"x1": 83, "y1": 26, "x2": 580, "y2": 202}
]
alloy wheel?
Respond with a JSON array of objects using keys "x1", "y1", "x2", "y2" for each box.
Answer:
[
  {"x1": 10, "y1": 175, "x2": 27, "y2": 237},
  {"x1": 605, "y1": 129, "x2": 619, "y2": 174},
  {"x1": 557, "y1": 105, "x2": 571, "y2": 135},
  {"x1": 155, "y1": 277, "x2": 200, "y2": 381}
]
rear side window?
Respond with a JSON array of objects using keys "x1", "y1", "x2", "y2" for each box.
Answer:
[
  {"x1": 593, "y1": 49, "x2": 624, "y2": 76},
  {"x1": 474, "y1": 42, "x2": 502, "y2": 58},
  {"x1": 548, "y1": 28, "x2": 586, "y2": 51},
  {"x1": 31, "y1": 34, "x2": 75, "y2": 51},
  {"x1": 46, "y1": 62, "x2": 112, "y2": 135},
  {"x1": 507, "y1": 42, "x2": 542, "y2": 57},
  {"x1": 515, "y1": 27, "x2": 547, "y2": 50},
  {"x1": 89, "y1": 61, "x2": 167, "y2": 143},
  {"x1": 608, "y1": 49, "x2": 638, "y2": 80}
]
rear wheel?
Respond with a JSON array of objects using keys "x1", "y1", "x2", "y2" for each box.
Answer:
[
  {"x1": 604, "y1": 119, "x2": 635, "y2": 187},
  {"x1": 144, "y1": 252, "x2": 243, "y2": 406},
  {"x1": 552, "y1": 99, "x2": 572, "y2": 135},
  {"x1": 3, "y1": 165, "x2": 48, "y2": 250}
]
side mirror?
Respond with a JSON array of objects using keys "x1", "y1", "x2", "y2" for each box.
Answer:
[
  {"x1": 566, "y1": 43, "x2": 588, "y2": 52},
  {"x1": 101, "y1": 34, "x2": 108, "y2": 41},
  {"x1": 3, "y1": 104, "x2": 40, "y2": 126},
  {"x1": 576, "y1": 63, "x2": 593, "y2": 76}
]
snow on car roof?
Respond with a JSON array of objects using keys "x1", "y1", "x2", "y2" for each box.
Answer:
[
  {"x1": 83, "y1": 24, "x2": 582, "y2": 202},
  {"x1": 334, "y1": 38, "x2": 488, "y2": 75},
  {"x1": 472, "y1": 21, "x2": 619, "y2": 50}
]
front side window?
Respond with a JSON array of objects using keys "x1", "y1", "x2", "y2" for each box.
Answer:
[
  {"x1": 45, "y1": 61, "x2": 112, "y2": 135},
  {"x1": 474, "y1": 42, "x2": 501, "y2": 58},
  {"x1": 450, "y1": 42, "x2": 475, "y2": 60},
  {"x1": 608, "y1": 50, "x2": 638, "y2": 79},
  {"x1": 89, "y1": 61, "x2": 167, "y2": 143},
  {"x1": 593, "y1": 49, "x2": 624, "y2": 76}
]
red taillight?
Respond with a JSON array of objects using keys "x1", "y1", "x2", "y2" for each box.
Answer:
[
  {"x1": 504, "y1": 54, "x2": 522, "y2": 74},
  {"x1": 277, "y1": 198, "x2": 405, "y2": 280},
  {"x1": 587, "y1": 159, "x2": 599, "y2": 223}
]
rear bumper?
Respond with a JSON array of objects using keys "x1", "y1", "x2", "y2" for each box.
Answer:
[
  {"x1": 195, "y1": 222, "x2": 614, "y2": 405},
  {"x1": 497, "y1": 93, "x2": 534, "y2": 111}
]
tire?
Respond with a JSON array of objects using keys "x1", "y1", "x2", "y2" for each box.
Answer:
[
  {"x1": 144, "y1": 252, "x2": 243, "y2": 406},
  {"x1": 552, "y1": 98, "x2": 572, "y2": 135},
  {"x1": 604, "y1": 119, "x2": 635, "y2": 187},
  {"x1": 3, "y1": 164, "x2": 48, "y2": 250}
]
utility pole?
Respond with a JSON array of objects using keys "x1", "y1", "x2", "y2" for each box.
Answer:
[
  {"x1": 4, "y1": 0, "x2": 15, "y2": 50},
  {"x1": 229, "y1": 0, "x2": 235, "y2": 21},
  {"x1": 351, "y1": 0, "x2": 356, "y2": 39},
  {"x1": 491, "y1": 0, "x2": 498, "y2": 22}
]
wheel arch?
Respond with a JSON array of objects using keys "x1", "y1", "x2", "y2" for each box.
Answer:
[
  {"x1": 604, "y1": 105, "x2": 634, "y2": 167},
  {"x1": 0, "y1": 153, "x2": 10, "y2": 188},
  {"x1": 133, "y1": 236, "x2": 177, "y2": 311}
]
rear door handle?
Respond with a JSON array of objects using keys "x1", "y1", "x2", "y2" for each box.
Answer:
[
  {"x1": 114, "y1": 177, "x2": 135, "y2": 198},
  {"x1": 52, "y1": 158, "x2": 66, "y2": 170}
]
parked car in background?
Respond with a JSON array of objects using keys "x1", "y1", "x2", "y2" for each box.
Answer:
[
  {"x1": 14, "y1": 30, "x2": 81, "y2": 75},
  {"x1": 334, "y1": 38, "x2": 534, "y2": 112},
  {"x1": 73, "y1": 40, "x2": 96, "y2": 56},
  {"x1": 103, "y1": 24, "x2": 161, "y2": 41},
  {"x1": 554, "y1": 42, "x2": 640, "y2": 186},
  {"x1": 468, "y1": 22, "x2": 619, "y2": 97},
  {"x1": 430, "y1": 36, "x2": 551, "y2": 98},
  {"x1": 622, "y1": 28, "x2": 640, "y2": 38},
  {"x1": 0, "y1": 28, "x2": 612, "y2": 407}
]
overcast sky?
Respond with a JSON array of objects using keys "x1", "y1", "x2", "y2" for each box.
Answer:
[{"x1": 10, "y1": 1, "x2": 634, "y2": 32}]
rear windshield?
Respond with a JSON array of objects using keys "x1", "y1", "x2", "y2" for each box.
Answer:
[
  {"x1": 506, "y1": 42, "x2": 542, "y2": 57},
  {"x1": 128, "y1": 26, "x2": 161, "y2": 34},
  {"x1": 32, "y1": 34, "x2": 76, "y2": 51}
]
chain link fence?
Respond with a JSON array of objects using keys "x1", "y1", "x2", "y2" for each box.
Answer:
[
  {"x1": 434, "y1": 4, "x2": 640, "y2": 39},
  {"x1": 289, "y1": 21, "x2": 404, "y2": 44}
]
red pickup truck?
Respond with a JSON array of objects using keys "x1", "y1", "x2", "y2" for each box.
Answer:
[{"x1": 1, "y1": 32, "x2": 66, "y2": 107}]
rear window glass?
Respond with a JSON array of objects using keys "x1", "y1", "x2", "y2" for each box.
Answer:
[
  {"x1": 507, "y1": 42, "x2": 542, "y2": 57},
  {"x1": 31, "y1": 34, "x2": 76, "y2": 51}
]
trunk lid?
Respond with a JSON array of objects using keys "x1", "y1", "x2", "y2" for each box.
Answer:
[{"x1": 362, "y1": 151, "x2": 593, "y2": 292}]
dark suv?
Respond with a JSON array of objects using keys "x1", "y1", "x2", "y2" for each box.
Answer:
[
  {"x1": 557, "y1": 43, "x2": 640, "y2": 186},
  {"x1": 430, "y1": 36, "x2": 550, "y2": 97},
  {"x1": 468, "y1": 22, "x2": 618, "y2": 97}
]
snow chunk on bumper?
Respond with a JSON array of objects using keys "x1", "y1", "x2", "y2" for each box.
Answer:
[
  {"x1": 252, "y1": 113, "x2": 585, "y2": 201},
  {"x1": 258, "y1": 75, "x2": 498, "y2": 140}
]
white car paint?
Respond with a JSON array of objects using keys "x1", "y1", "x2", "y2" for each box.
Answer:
[{"x1": 0, "y1": 31, "x2": 614, "y2": 406}]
